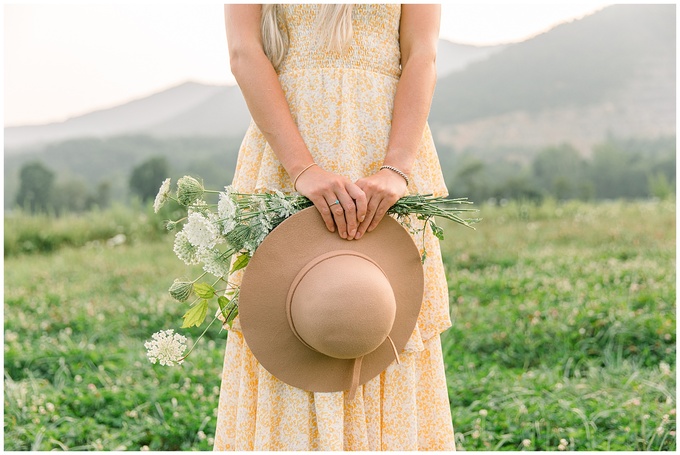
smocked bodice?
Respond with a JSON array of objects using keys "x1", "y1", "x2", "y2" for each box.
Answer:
[{"x1": 276, "y1": 4, "x2": 402, "y2": 79}]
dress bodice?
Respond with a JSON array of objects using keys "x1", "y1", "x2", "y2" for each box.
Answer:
[{"x1": 276, "y1": 4, "x2": 402, "y2": 79}]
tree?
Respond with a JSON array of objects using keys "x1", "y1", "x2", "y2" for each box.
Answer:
[
  {"x1": 51, "y1": 179, "x2": 90, "y2": 215},
  {"x1": 15, "y1": 161, "x2": 55, "y2": 213},
  {"x1": 532, "y1": 144, "x2": 586, "y2": 200},
  {"x1": 129, "y1": 156, "x2": 169, "y2": 202}
]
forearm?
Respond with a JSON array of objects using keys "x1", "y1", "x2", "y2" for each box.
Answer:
[
  {"x1": 382, "y1": 4, "x2": 440, "y2": 178},
  {"x1": 225, "y1": 5, "x2": 313, "y2": 180},
  {"x1": 231, "y1": 54, "x2": 314, "y2": 179},
  {"x1": 383, "y1": 54, "x2": 437, "y2": 176}
]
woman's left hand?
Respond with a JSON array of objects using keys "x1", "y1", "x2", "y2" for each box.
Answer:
[{"x1": 353, "y1": 169, "x2": 408, "y2": 239}]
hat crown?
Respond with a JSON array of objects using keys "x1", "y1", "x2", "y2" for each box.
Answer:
[{"x1": 287, "y1": 251, "x2": 396, "y2": 360}]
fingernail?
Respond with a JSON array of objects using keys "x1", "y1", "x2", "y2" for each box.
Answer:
[
  {"x1": 355, "y1": 232, "x2": 362, "y2": 239},
  {"x1": 349, "y1": 229, "x2": 356, "y2": 237},
  {"x1": 341, "y1": 232, "x2": 347, "y2": 239},
  {"x1": 359, "y1": 216, "x2": 365, "y2": 222}
]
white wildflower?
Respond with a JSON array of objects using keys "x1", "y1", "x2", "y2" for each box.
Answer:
[
  {"x1": 200, "y1": 248, "x2": 231, "y2": 278},
  {"x1": 144, "y1": 329, "x2": 187, "y2": 366},
  {"x1": 218, "y1": 188, "x2": 239, "y2": 234},
  {"x1": 153, "y1": 178, "x2": 171, "y2": 213},
  {"x1": 188, "y1": 199, "x2": 210, "y2": 215},
  {"x1": 176, "y1": 175, "x2": 204, "y2": 206},
  {"x1": 173, "y1": 230, "x2": 201, "y2": 265},
  {"x1": 257, "y1": 211, "x2": 273, "y2": 233},
  {"x1": 479, "y1": 409, "x2": 488, "y2": 417},
  {"x1": 184, "y1": 212, "x2": 220, "y2": 250},
  {"x1": 168, "y1": 280, "x2": 193, "y2": 302},
  {"x1": 272, "y1": 190, "x2": 296, "y2": 218},
  {"x1": 522, "y1": 439, "x2": 531, "y2": 447}
]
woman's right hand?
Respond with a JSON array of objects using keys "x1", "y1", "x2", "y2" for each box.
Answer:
[{"x1": 295, "y1": 166, "x2": 367, "y2": 240}]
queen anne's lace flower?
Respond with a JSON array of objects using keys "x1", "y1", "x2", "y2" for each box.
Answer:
[
  {"x1": 176, "y1": 176, "x2": 204, "y2": 206},
  {"x1": 199, "y1": 248, "x2": 231, "y2": 278},
  {"x1": 270, "y1": 190, "x2": 296, "y2": 218},
  {"x1": 168, "y1": 280, "x2": 193, "y2": 302},
  {"x1": 145, "y1": 329, "x2": 187, "y2": 366},
  {"x1": 184, "y1": 212, "x2": 220, "y2": 250},
  {"x1": 218, "y1": 188, "x2": 239, "y2": 234},
  {"x1": 173, "y1": 230, "x2": 201, "y2": 265},
  {"x1": 153, "y1": 178, "x2": 171, "y2": 213}
]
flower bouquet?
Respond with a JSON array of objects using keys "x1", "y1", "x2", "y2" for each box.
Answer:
[{"x1": 144, "y1": 176, "x2": 478, "y2": 366}]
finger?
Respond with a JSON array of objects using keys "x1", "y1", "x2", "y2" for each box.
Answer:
[
  {"x1": 309, "y1": 195, "x2": 335, "y2": 232},
  {"x1": 327, "y1": 195, "x2": 348, "y2": 239},
  {"x1": 346, "y1": 183, "x2": 367, "y2": 225},
  {"x1": 355, "y1": 195, "x2": 380, "y2": 239},
  {"x1": 368, "y1": 198, "x2": 392, "y2": 232},
  {"x1": 337, "y1": 192, "x2": 358, "y2": 240}
]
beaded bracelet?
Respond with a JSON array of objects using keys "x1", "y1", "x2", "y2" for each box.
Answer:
[
  {"x1": 380, "y1": 165, "x2": 409, "y2": 186},
  {"x1": 293, "y1": 163, "x2": 318, "y2": 191}
]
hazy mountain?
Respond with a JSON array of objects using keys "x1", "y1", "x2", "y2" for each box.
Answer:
[
  {"x1": 4, "y1": 82, "x2": 226, "y2": 150},
  {"x1": 436, "y1": 39, "x2": 505, "y2": 76},
  {"x1": 4, "y1": 41, "x2": 503, "y2": 151},
  {"x1": 431, "y1": 4, "x2": 675, "y2": 154},
  {"x1": 4, "y1": 5, "x2": 675, "y2": 156}
]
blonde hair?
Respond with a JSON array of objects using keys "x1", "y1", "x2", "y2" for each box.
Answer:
[{"x1": 261, "y1": 4, "x2": 354, "y2": 68}]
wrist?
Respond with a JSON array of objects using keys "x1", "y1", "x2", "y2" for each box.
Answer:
[
  {"x1": 293, "y1": 163, "x2": 318, "y2": 191},
  {"x1": 379, "y1": 165, "x2": 409, "y2": 187}
]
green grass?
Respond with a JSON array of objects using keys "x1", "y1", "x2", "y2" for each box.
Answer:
[{"x1": 4, "y1": 199, "x2": 676, "y2": 450}]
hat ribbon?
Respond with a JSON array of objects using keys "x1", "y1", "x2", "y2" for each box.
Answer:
[{"x1": 347, "y1": 335, "x2": 400, "y2": 401}]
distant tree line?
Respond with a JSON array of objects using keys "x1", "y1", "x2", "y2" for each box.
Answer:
[
  {"x1": 443, "y1": 136, "x2": 675, "y2": 204},
  {"x1": 10, "y1": 135, "x2": 675, "y2": 215},
  {"x1": 14, "y1": 156, "x2": 170, "y2": 215}
]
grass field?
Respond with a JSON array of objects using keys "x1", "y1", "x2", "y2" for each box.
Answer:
[{"x1": 4, "y1": 199, "x2": 676, "y2": 450}]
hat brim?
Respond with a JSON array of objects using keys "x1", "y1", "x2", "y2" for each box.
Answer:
[{"x1": 239, "y1": 207, "x2": 424, "y2": 393}]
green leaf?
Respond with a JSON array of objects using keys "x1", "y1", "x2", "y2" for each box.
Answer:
[
  {"x1": 421, "y1": 250, "x2": 428, "y2": 264},
  {"x1": 430, "y1": 220, "x2": 445, "y2": 240},
  {"x1": 193, "y1": 282, "x2": 215, "y2": 299},
  {"x1": 181, "y1": 299, "x2": 209, "y2": 328},
  {"x1": 218, "y1": 295, "x2": 239, "y2": 328},
  {"x1": 217, "y1": 296, "x2": 229, "y2": 318},
  {"x1": 230, "y1": 254, "x2": 250, "y2": 273}
]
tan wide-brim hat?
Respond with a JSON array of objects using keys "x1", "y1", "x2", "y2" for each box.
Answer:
[{"x1": 239, "y1": 207, "x2": 424, "y2": 396}]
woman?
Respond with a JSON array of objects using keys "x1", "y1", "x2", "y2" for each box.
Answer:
[{"x1": 215, "y1": 4, "x2": 455, "y2": 450}]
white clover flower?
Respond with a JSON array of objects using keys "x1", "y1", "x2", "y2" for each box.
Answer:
[
  {"x1": 199, "y1": 248, "x2": 231, "y2": 278},
  {"x1": 184, "y1": 212, "x2": 220, "y2": 250},
  {"x1": 153, "y1": 178, "x2": 171, "y2": 213},
  {"x1": 218, "y1": 188, "x2": 239, "y2": 234},
  {"x1": 522, "y1": 439, "x2": 531, "y2": 447},
  {"x1": 173, "y1": 230, "x2": 201, "y2": 265},
  {"x1": 144, "y1": 329, "x2": 187, "y2": 366}
]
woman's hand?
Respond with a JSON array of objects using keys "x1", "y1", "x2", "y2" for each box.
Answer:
[
  {"x1": 353, "y1": 169, "x2": 408, "y2": 239},
  {"x1": 295, "y1": 166, "x2": 367, "y2": 240}
]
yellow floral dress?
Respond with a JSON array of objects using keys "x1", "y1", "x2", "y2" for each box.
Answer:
[{"x1": 214, "y1": 4, "x2": 455, "y2": 451}]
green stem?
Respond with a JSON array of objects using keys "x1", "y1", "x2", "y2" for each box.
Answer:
[{"x1": 179, "y1": 315, "x2": 218, "y2": 362}]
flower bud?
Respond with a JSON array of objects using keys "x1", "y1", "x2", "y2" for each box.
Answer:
[
  {"x1": 169, "y1": 280, "x2": 193, "y2": 302},
  {"x1": 176, "y1": 176, "x2": 204, "y2": 206}
]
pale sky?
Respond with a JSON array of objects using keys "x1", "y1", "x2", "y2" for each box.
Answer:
[{"x1": 4, "y1": 1, "x2": 616, "y2": 127}]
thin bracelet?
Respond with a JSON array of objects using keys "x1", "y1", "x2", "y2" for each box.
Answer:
[
  {"x1": 293, "y1": 163, "x2": 318, "y2": 191},
  {"x1": 380, "y1": 165, "x2": 409, "y2": 186}
]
